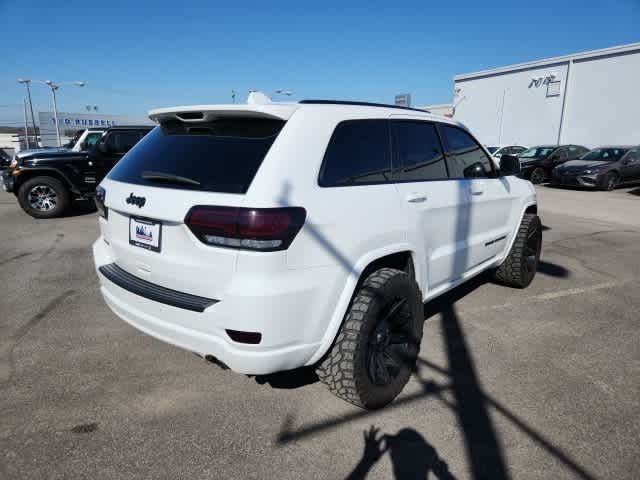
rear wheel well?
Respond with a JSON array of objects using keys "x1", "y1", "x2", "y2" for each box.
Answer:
[{"x1": 359, "y1": 251, "x2": 415, "y2": 285}]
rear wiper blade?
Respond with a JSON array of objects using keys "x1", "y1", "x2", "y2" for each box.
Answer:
[{"x1": 141, "y1": 171, "x2": 201, "y2": 186}]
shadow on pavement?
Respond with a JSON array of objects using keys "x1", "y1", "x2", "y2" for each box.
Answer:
[
  {"x1": 537, "y1": 260, "x2": 569, "y2": 278},
  {"x1": 255, "y1": 366, "x2": 318, "y2": 389},
  {"x1": 63, "y1": 200, "x2": 98, "y2": 218},
  {"x1": 345, "y1": 426, "x2": 456, "y2": 480},
  {"x1": 275, "y1": 180, "x2": 594, "y2": 480}
]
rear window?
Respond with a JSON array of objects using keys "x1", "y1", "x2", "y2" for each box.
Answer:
[{"x1": 108, "y1": 118, "x2": 284, "y2": 194}]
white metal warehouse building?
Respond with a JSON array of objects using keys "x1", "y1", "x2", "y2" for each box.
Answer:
[{"x1": 453, "y1": 43, "x2": 640, "y2": 148}]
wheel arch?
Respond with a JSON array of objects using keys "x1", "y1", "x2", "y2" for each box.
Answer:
[
  {"x1": 306, "y1": 245, "x2": 419, "y2": 366},
  {"x1": 497, "y1": 201, "x2": 539, "y2": 266},
  {"x1": 15, "y1": 168, "x2": 79, "y2": 195}
]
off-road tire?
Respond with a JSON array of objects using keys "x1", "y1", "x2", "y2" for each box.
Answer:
[
  {"x1": 316, "y1": 268, "x2": 423, "y2": 409},
  {"x1": 493, "y1": 213, "x2": 542, "y2": 288},
  {"x1": 17, "y1": 176, "x2": 70, "y2": 219}
]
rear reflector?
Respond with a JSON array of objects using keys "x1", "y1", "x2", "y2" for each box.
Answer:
[
  {"x1": 226, "y1": 329, "x2": 262, "y2": 344},
  {"x1": 185, "y1": 206, "x2": 306, "y2": 251}
]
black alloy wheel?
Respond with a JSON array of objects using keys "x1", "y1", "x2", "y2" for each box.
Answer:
[
  {"x1": 366, "y1": 297, "x2": 412, "y2": 386},
  {"x1": 530, "y1": 167, "x2": 546, "y2": 185}
]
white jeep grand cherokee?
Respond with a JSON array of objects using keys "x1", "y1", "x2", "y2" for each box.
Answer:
[{"x1": 93, "y1": 99, "x2": 540, "y2": 409}]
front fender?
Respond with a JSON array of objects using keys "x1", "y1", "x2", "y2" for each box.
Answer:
[{"x1": 16, "y1": 166, "x2": 82, "y2": 195}]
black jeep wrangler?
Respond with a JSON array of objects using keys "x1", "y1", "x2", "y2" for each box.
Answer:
[{"x1": 3, "y1": 126, "x2": 153, "y2": 218}]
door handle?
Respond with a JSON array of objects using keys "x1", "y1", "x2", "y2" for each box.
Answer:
[
  {"x1": 470, "y1": 182, "x2": 485, "y2": 196},
  {"x1": 405, "y1": 193, "x2": 427, "y2": 203}
]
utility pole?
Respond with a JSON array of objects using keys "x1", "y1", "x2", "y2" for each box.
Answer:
[
  {"x1": 23, "y1": 99, "x2": 30, "y2": 149},
  {"x1": 19, "y1": 78, "x2": 84, "y2": 147},
  {"x1": 48, "y1": 84, "x2": 61, "y2": 146},
  {"x1": 17, "y1": 79, "x2": 39, "y2": 146}
]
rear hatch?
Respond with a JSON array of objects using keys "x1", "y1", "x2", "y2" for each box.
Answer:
[{"x1": 99, "y1": 108, "x2": 296, "y2": 300}]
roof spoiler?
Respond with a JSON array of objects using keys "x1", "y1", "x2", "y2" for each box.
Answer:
[{"x1": 148, "y1": 104, "x2": 298, "y2": 123}]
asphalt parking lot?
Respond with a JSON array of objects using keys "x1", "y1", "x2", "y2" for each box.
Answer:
[{"x1": 1, "y1": 185, "x2": 639, "y2": 480}]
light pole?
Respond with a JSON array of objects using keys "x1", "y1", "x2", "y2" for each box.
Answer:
[
  {"x1": 17, "y1": 79, "x2": 39, "y2": 145},
  {"x1": 41, "y1": 80, "x2": 85, "y2": 146},
  {"x1": 23, "y1": 99, "x2": 30, "y2": 149}
]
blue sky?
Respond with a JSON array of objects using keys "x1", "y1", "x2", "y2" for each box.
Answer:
[{"x1": 1, "y1": 0, "x2": 638, "y2": 125}]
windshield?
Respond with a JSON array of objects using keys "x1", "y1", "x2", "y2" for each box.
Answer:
[
  {"x1": 108, "y1": 118, "x2": 285, "y2": 194},
  {"x1": 519, "y1": 147, "x2": 555, "y2": 159},
  {"x1": 487, "y1": 147, "x2": 499, "y2": 154},
  {"x1": 580, "y1": 148, "x2": 628, "y2": 161},
  {"x1": 65, "y1": 130, "x2": 85, "y2": 148},
  {"x1": 84, "y1": 132, "x2": 103, "y2": 148}
]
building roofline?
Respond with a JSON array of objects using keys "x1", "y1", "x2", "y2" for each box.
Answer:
[{"x1": 454, "y1": 42, "x2": 640, "y2": 82}]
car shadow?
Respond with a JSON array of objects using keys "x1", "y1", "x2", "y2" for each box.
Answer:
[
  {"x1": 628, "y1": 187, "x2": 640, "y2": 196},
  {"x1": 537, "y1": 260, "x2": 569, "y2": 278},
  {"x1": 60, "y1": 200, "x2": 98, "y2": 218},
  {"x1": 274, "y1": 180, "x2": 594, "y2": 480},
  {"x1": 254, "y1": 366, "x2": 318, "y2": 389}
]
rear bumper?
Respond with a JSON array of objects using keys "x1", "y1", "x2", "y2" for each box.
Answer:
[{"x1": 93, "y1": 237, "x2": 336, "y2": 375}]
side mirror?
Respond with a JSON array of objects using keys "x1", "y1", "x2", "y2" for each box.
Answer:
[
  {"x1": 463, "y1": 162, "x2": 486, "y2": 178},
  {"x1": 499, "y1": 155, "x2": 521, "y2": 176}
]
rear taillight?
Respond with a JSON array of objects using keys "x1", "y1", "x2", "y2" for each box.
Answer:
[
  {"x1": 185, "y1": 206, "x2": 306, "y2": 251},
  {"x1": 95, "y1": 186, "x2": 107, "y2": 219}
]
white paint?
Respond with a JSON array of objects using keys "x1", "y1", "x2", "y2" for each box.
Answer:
[{"x1": 94, "y1": 102, "x2": 536, "y2": 374}]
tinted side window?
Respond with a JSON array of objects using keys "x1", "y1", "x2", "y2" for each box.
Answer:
[
  {"x1": 567, "y1": 146, "x2": 582, "y2": 158},
  {"x1": 320, "y1": 120, "x2": 391, "y2": 186},
  {"x1": 107, "y1": 131, "x2": 142, "y2": 154},
  {"x1": 440, "y1": 125, "x2": 494, "y2": 179},
  {"x1": 391, "y1": 121, "x2": 447, "y2": 181}
]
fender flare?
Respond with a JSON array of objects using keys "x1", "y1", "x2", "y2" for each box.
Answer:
[
  {"x1": 305, "y1": 242, "x2": 417, "y2": 366},
  {"x1": 496, "y1": 199, "x2": 538, "y2": 266},
  {"x1": 16, "y1": 167, "x2": 82, "y2": 195}
]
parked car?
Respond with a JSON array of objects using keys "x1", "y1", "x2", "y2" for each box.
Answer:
[
  {"x1": 0, "y1": 149, "x2": 11, "y2": 169},
  {"x1": 93, "y1": 99, "x2": 541, "y2": 409},
  {"x1": 65, "y1": 128, "x2": 106, "y2": 152},
  {"x1": 13, "y1": 128, "x2": 105, "y2": 162},
  {"x1": 3, "y1": 125, "x2": 152, "y2": 218},
  {"x1": 551, "y1": 146, "x2": 639, "y2": 190},
  {"x1": 518, "y1": 144, "x2": 589, "y2": 184},
  {"x1": 487, "y1": 145, "x2": 528, "y2": 162}
]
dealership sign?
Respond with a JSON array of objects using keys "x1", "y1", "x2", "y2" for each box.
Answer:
[
  {"x1": 50, "y1": 116, "x2": 118, "y2": 127},
  {"x1": 37, "y1": 111, "x2": 152, "y2": 146}
]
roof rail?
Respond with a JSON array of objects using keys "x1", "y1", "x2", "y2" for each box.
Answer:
[{"x1": 299, "y1": 99, "x2": 430, "y2": 113}]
